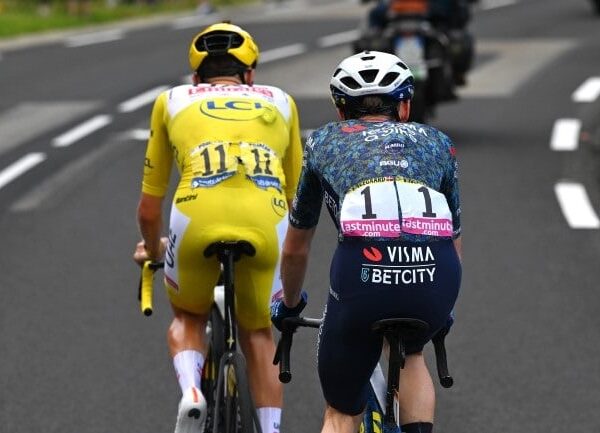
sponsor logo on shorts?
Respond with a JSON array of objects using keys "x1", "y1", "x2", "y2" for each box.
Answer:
[
  {"x1": 362, "y1": 246, "x2": 383, "y2": 262},
  {"x1": 166, "y1": 230, "x2": 177, "y2": 269},
  {"x1": 360, "y1": 245, "x2": 436, "y2": 285},
  {"x1": 165, "y1": 274, "x2": 179, "y2": 292},
  {"x1": 175, "y1": 194, "x2": 197, "y2": 204},
  {"x1": 271, "y1": 197, "x2": 287, "y2": 217}
]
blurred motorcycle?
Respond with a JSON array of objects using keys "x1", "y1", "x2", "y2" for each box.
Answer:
[{"x1": 354, "y1": 0, "x2": 473, "y2": 122}]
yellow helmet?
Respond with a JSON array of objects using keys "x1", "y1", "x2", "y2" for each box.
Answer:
[{"x1": 188, "y1": 22, "x2": 259, "y2": 72}]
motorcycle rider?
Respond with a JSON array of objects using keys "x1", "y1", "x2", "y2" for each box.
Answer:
[{"x1": 363, "y1": 0, "x2": 477, "y2": 85}]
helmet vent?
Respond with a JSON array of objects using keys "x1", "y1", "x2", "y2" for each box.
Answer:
[
  {"x1": 358, "y1": 69, "x2": 378, "y2": 83},
  {"x1": 333, "y1": 68, "x2": 343, "y2": 78},
  {"x1": 379, "y1": 72, "x2": 399, "y2": 87},
  {"x1": 396, "y1": 61, "x2": 408, "y2": 70},
  {"x1": 195, "y1": 31, "x2": 243, "y2": 54},
  {"x1": 340, "y1": 76, "x2": 361, "y2": 90},
  {"x1": 361, "y1": 55, "x2": 376, "y2": 61}
]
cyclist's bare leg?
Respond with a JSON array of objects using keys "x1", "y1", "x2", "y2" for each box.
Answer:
[
  {"x1": 238, "y1": 325, "x2": 283, "y2": 407},
  {"x1": 167, "y1": 304, "x2": 209, "y2": 356},
  {"x1": 167, "y1": 304, "x2": 210, "y2": 431},
  {"x1": 321, "y1": 405, "x2": 362, "y2": 433},
  {"x1": 396, "y1": 352, "x2": 435, "y2": 424}
]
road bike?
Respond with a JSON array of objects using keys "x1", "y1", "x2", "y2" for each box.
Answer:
[
  {"x1": 139, "y1": 240, "x2": 263, "y2": 433},
  {"x1": 273, "y1": 316, "x2": 453, "y2": 433}
]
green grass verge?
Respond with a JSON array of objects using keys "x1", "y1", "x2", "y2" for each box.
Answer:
[{"x1": 0, "y1": 0, "x2": 255, "y2": 39}]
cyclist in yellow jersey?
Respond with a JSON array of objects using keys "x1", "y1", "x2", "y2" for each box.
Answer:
[{"x1": 132, "y1": 22, "x2": 303, "y2": 433}]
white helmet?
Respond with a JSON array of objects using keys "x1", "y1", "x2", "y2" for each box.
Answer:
[{"x1": 330, "y1": 51, "x2": 414, "y2": 109}]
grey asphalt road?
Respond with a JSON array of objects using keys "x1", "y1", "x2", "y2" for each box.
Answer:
[{"x1": 1, "y1": 0, "x2": 600, "y2": 432}]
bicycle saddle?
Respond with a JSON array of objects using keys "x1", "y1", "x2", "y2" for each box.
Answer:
[
  {"x1": 371, "y1": 318, "x2": 429, "y2": 339},
  {"x1": 203, "y1": 240, "x2": 256, "y2": 260}
]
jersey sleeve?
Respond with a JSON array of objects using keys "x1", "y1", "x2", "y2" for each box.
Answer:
[
  {"x1": 289, "y1": 133, "x2": 324, "y2": 229},
  {"x1": 141, "y1": 91, "x2": 173, "y2": 197},
  {"x1": 439, "y1": 131, "x2": 461, "y2": 239},
  {"x1": 281, "y1": 95, "x2": 303, "y2": 203}
]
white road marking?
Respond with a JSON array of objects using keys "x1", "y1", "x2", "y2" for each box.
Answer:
[
  {"x1": 458, "y1": 39, "x2": 575, "y2": 98},
  {"x1": 0, "y1": 153, "x2": 46, "y2": 190},
  {"x1": 65, "y1": 29, "x2": 124, "y2": 47},
  {"x1": 555, "y1": 182, "x2": 600, "y2": 229},
  {"x1": 171, "y1": 13, "x2": 222, "y2": 30},
  {"x1": 318, "y1": 30, "x2": 360, "y2": 48},
  {"x1": 129, "y1": 129, "x2": 150, "y2": 141},
  {"x1": 10, "y1": 139, "x2": 125, "y2": 212},
  {"x1": 572, "y1": 77, "x2": 600, "y2": 103},
  {"x1": 52, "y1": 115, "x2": 112, "y2": 148},
  {"x1": 480, "y1": 0, "x2": 517, "y2": 10},
  {"x1": 0, "y1": 101, "x2": 100, "y2": 158},
  {"x1": 119, "y1": 86, "x2": 168, "y2": 113},
  {"x1": 550, "y1": 119, "x2": 581, "y2": 151},
  {"x1": 260, "y1": 43, "x2": 307, "y2": 63}
]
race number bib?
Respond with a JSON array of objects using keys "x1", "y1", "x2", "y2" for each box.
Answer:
[
  {"x1": 239, "y1": 142, "x2": 283, "y2": 190},
  {"x1": 340, "y1": 178, "x2": 453, "y2": 238},
  {"x1": 190, "y1": 142, "x2": 237, "y2": 188},
  {"x1": 190, "y1": 141, "x2": 283, "y2": 190}
]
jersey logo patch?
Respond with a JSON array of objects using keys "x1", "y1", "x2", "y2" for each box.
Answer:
[
  {"x1": 341, "y1": 125, "x2": 367, "y2": 134},
  {"x1": 362, "y1": 246, "x2": 383, "y2": 262},
  {"x1": 199, "y1": 98, "x2": 276, "y2": 122}
]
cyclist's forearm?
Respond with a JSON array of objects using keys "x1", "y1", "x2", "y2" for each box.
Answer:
[
  {"x1": 139, "y1": 219, "x2": 163, "y2": 260},
  {"x1": 280, "y1": 251, "x2": 308, "y2": 307},
  {"x1": 280, "y1": 226, "x2": 316, "y2": 307},
  {"x1": 137, "y1": 193, "x2": 164, "y2": 261}
]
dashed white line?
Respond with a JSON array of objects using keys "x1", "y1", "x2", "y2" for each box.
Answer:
[
  {"x1": 572, "y1": 77, "x2": 600, "y2": 103},
  {"x1": 318, "y1": 30, "x2": 360, "y2": 48},
  {"x1": 260, "y1": 43, "x2": 307, "y2": 63},
  {"x1": 171, "y1": 13, "x2": 221, "y2": 30},
  {"x1": 480, "y1": 0, "x2": 517, "y2": 10},
  {"x1": 550, "y1": 119, "x2": 581, "y2": 151},
  {"x1": 52, "y1": 115, "x2": 112, "y2": 148},
  {"x1": 555, "y1": 182, "x2": 600, "y2": 229},
  {"x1": 119, "y1": 86, "x2": 168, "y2": 113},
  {"x1": 129, "y1": 129, "x2": 150, "y2": 141},
  {"x1": 0, "y1": 153, "x2": 46, "y2": 190},
  {"x1": 65, "y1": 30, "x2": 124, "y2": 47}
]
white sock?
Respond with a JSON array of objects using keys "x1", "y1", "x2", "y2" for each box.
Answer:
[
  {"x1": 257, "y1": 407, "x2": 282, "y2": 433},
  {"x1": 172, "y1": 350, "x2": 204, "y2": 393}
]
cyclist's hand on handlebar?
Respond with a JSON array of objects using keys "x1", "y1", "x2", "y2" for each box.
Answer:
[
  {"x1": 132, "y1": 237, "x2": 168, "y2": 266},
  {"x1": 270, "y1": 290, "x2": 308, "y2": 331}
]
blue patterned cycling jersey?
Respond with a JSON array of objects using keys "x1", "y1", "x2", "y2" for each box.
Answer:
[{"x1": 290, "y1": 119, "x2": 461, "y2": 242}]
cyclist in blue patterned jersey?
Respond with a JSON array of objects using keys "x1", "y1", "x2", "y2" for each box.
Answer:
[{"x1": 271, "y1": 51, "x2": 462, "y2": 433}]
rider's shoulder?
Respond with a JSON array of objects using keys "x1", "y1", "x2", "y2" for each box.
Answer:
[
  {"x1": 410, "y1": 122, "x2": 455, "y2": 146},
  {"x1": 251, "y1": 84, "x2": 294, "y2": 101}
]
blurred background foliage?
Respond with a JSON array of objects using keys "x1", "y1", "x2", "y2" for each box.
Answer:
[{"x1": 0, "y1": 0, "x2": 254, "y2": 38}]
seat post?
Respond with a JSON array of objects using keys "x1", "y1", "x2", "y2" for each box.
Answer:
[
  {"x1": 220, "y1": 248, "x2": 237, "y2": 352},
  {"x1": 384, "y1": 330, "x2": 403, "y2": 427}
]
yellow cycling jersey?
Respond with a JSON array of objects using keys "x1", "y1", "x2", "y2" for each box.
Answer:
[{"x1": 142, "y1": 83, "x2": 303, "y2": 202}]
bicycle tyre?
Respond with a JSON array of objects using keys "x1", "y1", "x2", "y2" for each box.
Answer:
[
  {"x1": 202, "y1": 305, "x2": 225, "y2": 433},
  {"x1": 213, "y1": 352, "x2": 258, "y2": 433}
]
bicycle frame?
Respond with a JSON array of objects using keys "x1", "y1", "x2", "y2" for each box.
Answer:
[
  {"x1": 274, "y1": 317, "x2": 453, "y2": 433},
  {"x1": 138, "y1": 240, "x2": 263, "y2": 433}
]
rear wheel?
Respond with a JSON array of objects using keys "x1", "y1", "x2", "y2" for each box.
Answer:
[
  {"x1": 202, "y1": 306, "x2": 225, "y2": 432},
  {"x1": 213, "y1": 352, "x2": 259, "y2": 433}
]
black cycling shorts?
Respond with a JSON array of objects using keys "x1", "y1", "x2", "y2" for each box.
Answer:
[{"x1": 317, "y1": 239, "x2": 461, "y2": 415}]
